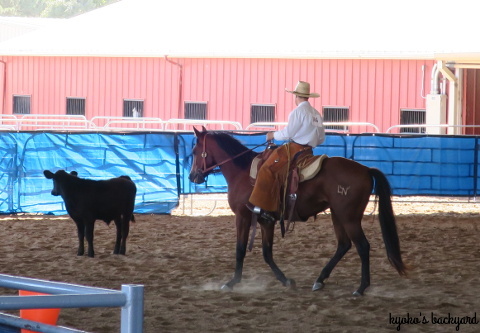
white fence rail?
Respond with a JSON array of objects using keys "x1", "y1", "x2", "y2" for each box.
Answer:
[
  {"x1": 0, "y1": 115, "x2": 93, "y2": 131},
  {"x1": 90, "y1": 116, "x2": 165, "y2": 131},
  {"x1": 164, "y1": 119, "x2": 242, "y2": 131},
  {"x1": 0, "y1": 115, "x2": 245, "y2": 132},
  {"x1": 244, "y1": 122, "x2": 288, "y2": 130},
  {"x1": 245, "y1": 121, "x2": 380, "y2": 133},
  {"x1": 0, "y1": 274, "x2": 143, "y2": 333},
  {"x1": 2, "y1": 114, "x2": 480, "y2": 135},
  {"x1": 386, "y1": 124, "x2": 480, "y2": 134},
  {"x1": 102, "y1": 118, "x2": 165, "y2": 131}
]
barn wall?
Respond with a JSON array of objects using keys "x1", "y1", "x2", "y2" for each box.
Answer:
[
  {"x1": 0, "y1": 56, "x2": 432, "y2": 132},
  {"x1": 463, "y1": 68, "x2": 480, "y2": 135}
]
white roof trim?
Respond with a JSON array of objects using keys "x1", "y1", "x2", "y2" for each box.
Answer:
[{"x1": 0, "y1": 0, "x2": 478, "y2": 60}]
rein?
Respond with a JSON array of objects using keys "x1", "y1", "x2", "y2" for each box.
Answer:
[{"x1": 199, "y1": 133, "x2": 268, "y2": 175}]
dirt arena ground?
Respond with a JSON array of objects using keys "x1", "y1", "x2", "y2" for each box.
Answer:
[{"x1": 0, "y1": 195, "x2": 479, "y2": 332}]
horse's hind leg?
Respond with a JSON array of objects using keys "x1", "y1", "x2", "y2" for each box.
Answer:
[
  {"x1": 313, "y1": 221, "x2": 352, "y2": 291},
  {"x1": 348, "y1": 225, "x2": 370, "y2": 296}
]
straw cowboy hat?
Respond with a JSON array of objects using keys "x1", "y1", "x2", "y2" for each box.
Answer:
[{"x1": 285, "y1": 81, "x2": 320, "y2": 98}]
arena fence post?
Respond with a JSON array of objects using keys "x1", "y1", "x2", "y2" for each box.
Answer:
[{"x1": 120, "y1": 284, "x2": 144, "y2": 333}]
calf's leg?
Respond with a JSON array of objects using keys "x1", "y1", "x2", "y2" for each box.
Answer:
[
  {"x1": 75, "y1": 221, "x2": 85, "y2": 256},
  {"x1": 120, "y1": 215, "x2": 130, "y2": 255},
  {"x1": 113, "y1": 218, "x2": 122, "y2": 254},
  {"x1": 113, "y1": 216, "x2": 130, "y2": 255},
  {"x1": 85, "y1": 221, "x2": 95, "y2": 258}
]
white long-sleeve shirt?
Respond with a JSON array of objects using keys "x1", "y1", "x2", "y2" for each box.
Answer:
[{"x1": 273, "y1": 101, "x2": 325, "y2": 147}]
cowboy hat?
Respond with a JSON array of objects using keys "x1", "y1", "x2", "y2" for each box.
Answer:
[{"x1": 285, "y1": 81, "x2": 320, "y2": 98}]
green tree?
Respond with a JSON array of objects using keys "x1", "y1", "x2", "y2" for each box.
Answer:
[
  {"x1": 41, "y1": 0, "x2": 118, "y2": 18},
  {"x1": 0, "y1": 0, "x2": 46, "y2": 17},
  {"x1": 0, "y1": 0, "x2": 118, "y2": 18}
]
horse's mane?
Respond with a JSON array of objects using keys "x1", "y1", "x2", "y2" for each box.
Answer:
[{"x1": 209, "y1": 132, "x2": 259, "y2": 170}]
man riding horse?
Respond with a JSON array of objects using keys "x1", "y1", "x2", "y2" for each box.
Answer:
[{"x1": 246, "y1": 81, "x2": 326, "y2": 223}]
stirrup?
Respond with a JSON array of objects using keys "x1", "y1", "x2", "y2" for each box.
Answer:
[{"x1": 246, "y1": 203, "x2": 275, "y2": 223}]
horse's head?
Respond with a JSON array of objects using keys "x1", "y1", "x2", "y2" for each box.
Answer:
[
  {"x1": 189, "y1": 126, "x2": 257, "y2": 184},
  {"x1": 189, "y1": 126, "x2": 213, "y2": 184}
]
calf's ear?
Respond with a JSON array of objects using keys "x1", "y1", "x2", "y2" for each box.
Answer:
[{"x1": 43, "y1": 170, "x2": 54, "y2": 179}]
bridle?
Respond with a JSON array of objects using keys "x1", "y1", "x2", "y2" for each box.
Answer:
[{"x1": 196, "y1": 133, "x2": 268, "y2": 176}]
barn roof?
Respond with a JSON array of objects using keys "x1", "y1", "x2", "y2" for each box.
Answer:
[
  {"x1": 0, "y1": 0, "x2": 479, "y2": 61},
  {"x1": 0, "y1": 16, "x2": 62, "y2": 42}
]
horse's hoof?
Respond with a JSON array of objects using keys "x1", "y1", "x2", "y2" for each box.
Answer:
[
  {"x1": 220, "y1": 284, "x2": 233, "y2": 292},
  {"x1": 312, "y1": 282, "x2": 325, "y2": 292},
  {"x1": 352, "y1": 290, "x2": 363, "y2": 297},
  {"x1": 285, "y1": 279, "x2": 296, "y2": 290}
]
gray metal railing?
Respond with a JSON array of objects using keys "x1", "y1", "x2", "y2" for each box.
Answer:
[{"x1": 0, "y1": 274, "x2": 143, "y2": 333}]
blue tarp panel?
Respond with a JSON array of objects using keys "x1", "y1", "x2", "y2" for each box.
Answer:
[
  {"x1": 0, "y1": 131, "x2": 477, "y2": 215},
  {"x1": 178, "y1": 132, "x2": 480, "y2": 198},
  {"x1": 351, "y1": 135, "x2": 478, "y2": 196},
  {"x1": 0, "y1": 132, "x2": 179, "y2": 215}
]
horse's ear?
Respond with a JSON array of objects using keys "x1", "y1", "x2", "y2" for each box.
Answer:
[
  {"x1": 193, "y1": 126, "x2": 208, "y2": 137},
  {"x1": 193, "y1": 127, "x2": 201, "y2": 137}
]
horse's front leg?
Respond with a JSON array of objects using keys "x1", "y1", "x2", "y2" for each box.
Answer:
[
  {"x1": 221, "y1": 215, "x2": 251, "y2": 290},
  {"x1": 261, "y1": 222, "x2": 296, "y2": 289}
]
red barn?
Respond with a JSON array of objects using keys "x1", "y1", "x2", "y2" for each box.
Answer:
[{"x1": 0, "y1": 0, "x2": 479, "y2": 134}]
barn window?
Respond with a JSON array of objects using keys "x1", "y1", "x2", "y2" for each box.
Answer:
[
  {"x1": 184, "y1": 102, "x2": 207, "y2": 120},
  {"x1": 400, "y1": 109, "x2": 426, "y2": 133},
  {"x1": 66, "y1": 97, "x2": 86, "y2": 116},
  {"x1": 323, "y1": 106, "x2": 349, "y2": 131},
  {"x1": 13, "y1": 95, "x2": 31, "y2": 114},
  {"x1": 123, "y1": 99, "x2": 144, "y2": 117},
  {"x1": 250, "y1": 104, "x2": 275, "y2": 124}
]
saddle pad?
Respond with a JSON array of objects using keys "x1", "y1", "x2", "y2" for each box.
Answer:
[
  {"x1": 249, "y1": 155, "x2": 263, "y2": 179},
  {"x1": 250, "y1": 154, "x2": 328, "y2": 183},
  {"x1": 298, "y1": 154, "x2": 328, "y2": 181}
]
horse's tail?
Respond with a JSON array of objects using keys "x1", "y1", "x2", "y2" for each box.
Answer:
[{"x1": 369, "y1": 168, "x2": 407, "y2": 276}]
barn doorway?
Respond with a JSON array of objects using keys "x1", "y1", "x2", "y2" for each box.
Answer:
[{"x1": 463, "y1": 68, "x2": 480, "y2": 135}]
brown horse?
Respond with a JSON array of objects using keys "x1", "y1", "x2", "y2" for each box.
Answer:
[{"x1": 189, "y1": 127, "x2": 406, "y2": 296}]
